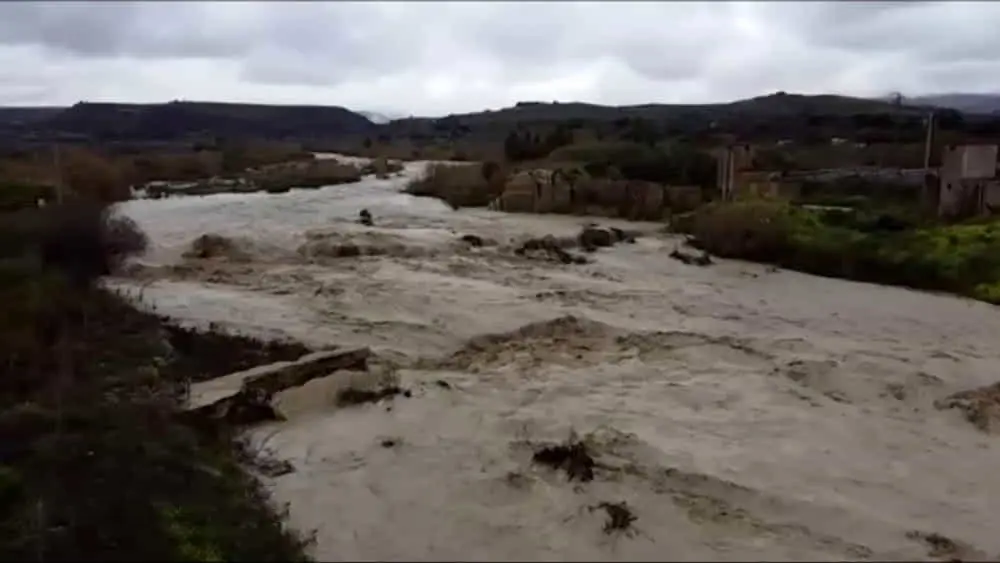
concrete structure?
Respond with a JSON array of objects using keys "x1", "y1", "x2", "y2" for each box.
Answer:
[
  {"x1": 715, "y1": 144, "x2": 757, "y2": 202},
  {"x1": 937, "y1": 145, "x2": 1000, "y2": 218}
]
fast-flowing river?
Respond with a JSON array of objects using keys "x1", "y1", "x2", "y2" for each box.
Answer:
[{"x1": 113, "y1": 155, "x2": 1000, "y2": 561}]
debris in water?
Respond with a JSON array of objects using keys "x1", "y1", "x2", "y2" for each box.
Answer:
[
  {"x1": 934, "y1": 381, "x2": 1000, "y2": 432},
  {"x1": 359, "y1": 208, "x2": 374, "y2": 226},
  {"x1": 515, "y1": 236, "x2": 589, "y2": 265},
  {"x1": 906, "y1": 530, "x2": 966, "y2": 559},
  {"x1": 669, "y1": 247, "x2": 713, "y2": 267},
  {"x1": 221, "y1": 387, "x2": 284, "y2": 426},
  {"x1": 380, "y1": 438, "x2": 399, "y2": 448},
  {"x1": 578, "y1": 226, "x2": 614, "y2": 251},
  {"x1": 234, "y1": 436, "x2": 295, "y2": 478},
  {"x1": 460, "y1": 234, "x2": 484, "y2": 247},
  {"x1": 337, "y1": 385, "x2": 407, "y2": 407},
  {"x1": 532, "y1": 440, "x2": 596, "y2": 482},
  {"x1": 589, "y1": 501, "x2": 638, "y2": 535},
  {"x1": 434, "y1": 379, "x2": 452, "y2": 389}
]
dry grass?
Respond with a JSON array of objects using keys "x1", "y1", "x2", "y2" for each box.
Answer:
[
  {"x1": 404, "y1": 162, "x2": 506, "y2": 208},
  {"x1": 0, "y1": 142, "x2": 320, "y2": 207}
]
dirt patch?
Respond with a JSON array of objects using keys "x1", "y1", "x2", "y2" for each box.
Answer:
[
  {"x1": 934, "y1": 382, "x2": 1000, "y2": 432},
  {"x1": 532, "y1": 440, "x2": 596, "y2": 482}
]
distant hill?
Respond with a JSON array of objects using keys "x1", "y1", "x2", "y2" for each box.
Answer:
[
  {"x1": 0, "y1": 101, "x2": 376, "y2": 143},
  {"x1": 379, "y1": 92, "x2": 938, "y2": 144},
  {"x1": 402, "y1": 92, "x2": 926, "y2": 123},
  {"x1": 905, "y1": 94, "x2": 1000, "y2": 115},
  {"x1": 0, "y1": 92, "x2": 981, "y2": 147},
  {"x1": 0, "y1": 106, "x2": 65, "y2": 126}
]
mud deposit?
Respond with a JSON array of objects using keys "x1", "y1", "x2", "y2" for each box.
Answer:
[{"x1": 109, "y1": 155, "x2": 1000, "y2": 561}]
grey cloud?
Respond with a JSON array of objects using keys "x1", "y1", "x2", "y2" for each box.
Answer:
[{"x1": 0, "y1": 1, "x2": 998, "y2": 115}]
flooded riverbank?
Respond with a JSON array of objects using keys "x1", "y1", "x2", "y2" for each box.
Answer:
[{"x1": 111, "y1": 156, "x2": 1000, "y2": 561}]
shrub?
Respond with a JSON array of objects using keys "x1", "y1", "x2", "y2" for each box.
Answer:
[
  {"x1": 0, "y1": 182, "x2": 56, "y2": 212},
  {"x1": 548, "y1": 141, "x2": 716, "y2": 186},
  {"x1": 679, "y1": 200, "x2": 1000, "y2": 304},
  {"x1": 684, "y1": 200, "x2": 805, "y2": 261},
  {"x1": 6, "y1": 203, "x2": 150, "y2": 288},
  {"x1": 252, "y1": 159, "x2": 363, "y2": 191},
  {"x1": 404, "y1": 163, "x2": 505, "y2": 208}
]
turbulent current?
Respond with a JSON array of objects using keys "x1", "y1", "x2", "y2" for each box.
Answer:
[{"x1": 112, "y1": 155, "x2": 1000, "y2": 561}]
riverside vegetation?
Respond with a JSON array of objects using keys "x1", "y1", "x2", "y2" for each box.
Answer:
[
  {"x1": 0, "y1": 169, "x2": 312, "y2": 559},
  {"x1": 672, "y1": 200, "x2": 1000, "y2": 305},
  {"x1": 394, "y1": 121, "x2": 1000, "y2": 307}
]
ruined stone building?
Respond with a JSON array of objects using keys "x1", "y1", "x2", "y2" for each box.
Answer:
[
  {"x1": 714, "y1": 144, "x2": 800, "y2": 202},
  {"x1": 936, "y1": 144, "x2": 1000, "y2": 218}
]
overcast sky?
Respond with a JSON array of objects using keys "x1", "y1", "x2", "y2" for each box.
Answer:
[{"x1": 0, "y1": 1, "x2": 996, "y2": 116}]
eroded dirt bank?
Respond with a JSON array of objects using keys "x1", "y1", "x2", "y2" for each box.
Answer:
[{"x1": 111, "y1": 157, "x2": 1000, "y2": 561}]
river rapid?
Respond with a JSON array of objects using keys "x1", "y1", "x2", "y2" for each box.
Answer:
[{"x1": 111, "y1": 155, "x2": 1000, "y2": 561}]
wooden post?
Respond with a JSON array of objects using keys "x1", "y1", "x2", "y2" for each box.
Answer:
[{"x1": 52, "y1": 144, "x2": 64, "y2": 204}]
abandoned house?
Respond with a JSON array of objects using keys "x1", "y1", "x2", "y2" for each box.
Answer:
[{"x1": 935, "y1": 144, "x2": 1000, "y2": 218}]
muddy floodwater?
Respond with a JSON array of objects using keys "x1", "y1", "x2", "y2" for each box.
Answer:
[{"x1": 112, "y1": 156, "x2": 1000, "y2": 561}]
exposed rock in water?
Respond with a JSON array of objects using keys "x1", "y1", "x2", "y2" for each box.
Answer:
[
  {"x1": 460, "y1": 234, "x2": 485, "y2": 247},
  {"x1": 183, "y1": 234, "x2": 251, "y2": 261},
  {"x1": 578, "y1": 226, "x2": 614, "y2": 251},
  {"x1": 532, "y1": 440, "x2": 596, "y2": 482},
  {"x1": 669, "y1": 247, "x2": 713, "y2": 267},
  {"x1": 515, "y1": 235, "x2": 589, "y2": 265},
  {"x1": 589, "y1": 501, "x2": 638, "y2": 535},
  {"x1": 359, "y1": 209, "x2": 374, "y2": 227}
]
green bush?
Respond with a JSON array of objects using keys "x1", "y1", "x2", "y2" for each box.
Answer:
[
  {"x1": 678, "y1": 201, "x2": 1000, "y2": 304},
  {"x1": 548, "y1": 141, "x2": 715, "y2": 187}
]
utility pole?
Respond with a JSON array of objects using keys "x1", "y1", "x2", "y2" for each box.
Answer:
[
  {"x1": 921, "y1": 111, "x2": 938, "y2": 217},
  {"x1": 923, "y1": 111, "x2": 936, "y2": 170}
]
